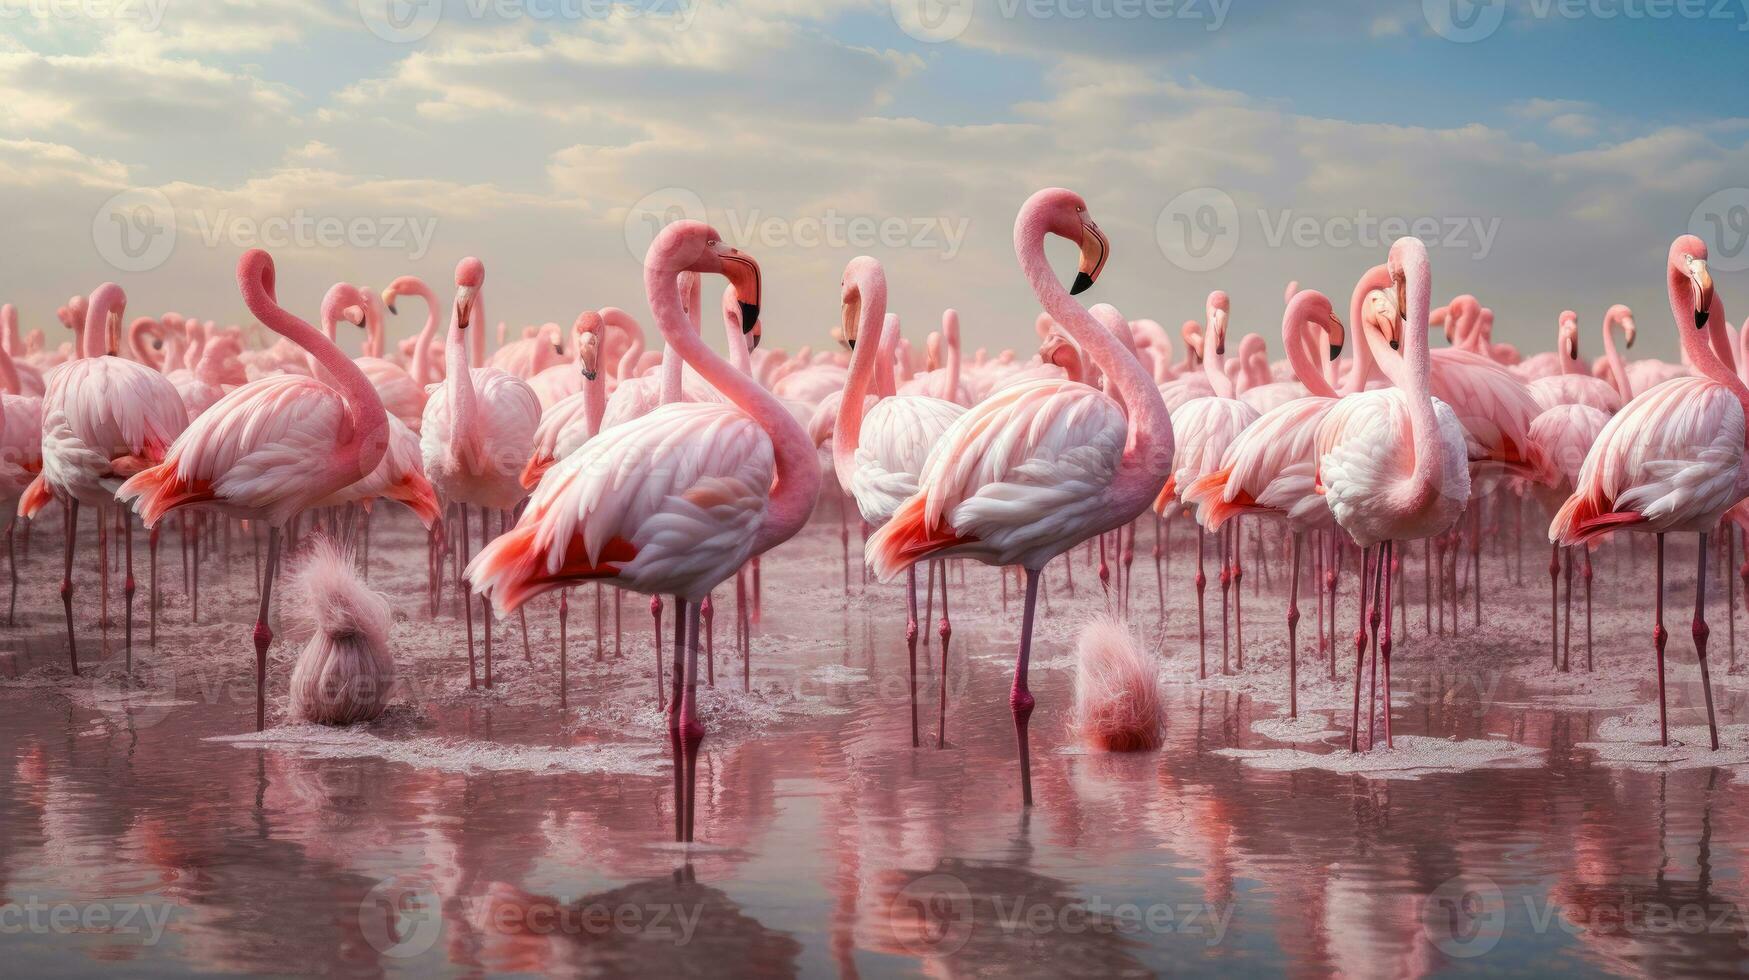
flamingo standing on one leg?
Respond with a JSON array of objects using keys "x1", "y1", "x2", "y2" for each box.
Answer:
[
  {"x1": 22, "y1": 283, "x2": 187, "y2": 673},
  {"x1": 419, "y1": 258, "x2": 540, "y2": 690},
  {"x1": 1184, "y1": 287, "x2": 1347, "y2": 717},
  {"x1": 832, "y1": 257, "x2": 966, "y2": 748},
  {"x1": 1552, "y1": 235, "x2": 1742, "y2": 751},
  {"x1": 866, "y1": 188, "x2": 1172, "y2": 807},
  {"x1": 118, "y1": 249, "x2": 389, "y2": 731},
  {"x1": 1316, "y1": 237, "x2": 1472, "y2": 752},
  {"x1": 468, "y1": 222, "x2": 817, "y2": 842}
]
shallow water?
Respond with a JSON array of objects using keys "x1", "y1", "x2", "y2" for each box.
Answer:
[{"x1": 4, "y1": 508, "x2": 1749, "y2": 977}]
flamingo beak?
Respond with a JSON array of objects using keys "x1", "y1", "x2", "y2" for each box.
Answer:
[
  {"x1": 454, "y1": 285, "x2": 476, "y2": 330},
  {"x1": 1071, "y1": 218, "x2": 1109, "y2": 296},
  {"x1": 840, "y1": 288, "x2": 860, "y2": 352},
  {"x1": 1623, "y1": 317, "x2": 1636, "y2": 348},
  {"x1": 579, "y1": 336, "x2": 599, "y2": 381},
  {"x1": 1689, "y1": 256, "x2": 1714, "y2": 329},
  {"x1": 343, "y1": 305, "x2": 366, "y2": 328},
  {"x1": 1564, "y1": 335, "x2": 1578, "y2": 360},
  {"x1": 1326, "y1": 313, "x2": 1345, "y2": 361},
  {"x1": 719, "y1": 248, "x2": 762, "y2": 337},
  {"x1": 382, "y1": 289, "x2": 399, "y2": 316}
]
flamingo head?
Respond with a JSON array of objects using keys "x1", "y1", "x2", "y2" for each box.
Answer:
[
  {"x1": 1027, "y1": 188, "x2": 1108, "y2": 295},
  {"x1": 1204, "y1": 291, "x2": 1230, "y2": 356},
  {"x1": 1671, "y1": 235, "x2": 1713, "y2": 329},
  {"x1": 1293, "y1": 289, "x2": 1345, "y2": 361},
  {"x1": 453, "y1": 256, "x2": 485, "y2": 330},
  {"x1": 573, "y1": 311, "x2": 603, "y2": 380},
  {"x1": 321, "y1": 283, "x2": 370, "y2": 336},
  {"x1": 837, "y1": 254, "x2": 885, "y2": 352},
  {"x1": 1558, "y1": 310, "x2": 1580, "y2": 360},
  {"x1": 1180, "y1": 320, "x2": 1204, "y2": 361},
  {"x1": 1385, "y1": 237, "x2": 1432, "y2": 350},
  {"x1": 648, "y1": 221, "x2": 762, "y2": 340},
  {"x1": 1606, "y1": 303, "x2": 1636, "y2": 348}
]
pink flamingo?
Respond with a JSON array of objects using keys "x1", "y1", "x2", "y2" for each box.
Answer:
[
  {"x1": 833, "y1": 257, "x2": 967, "y2": 747},
  {"x1": 118, "y1": 249, "x2": 390, "y2": 730},
  {"x1": 1155, "y1": 290, "x2": 1259, "y2": 678},
  {"x1": 1595, "y1": 303, "x2": 1638, "y2": 401},
  {"x1": 22, "y1": 283, "x2": 187, "y2": 673},
  {"x1": 0, "y1": 328, "x2": 42, "y2": 624},
  {"x1": 0, "y1": 305, "x2": 46, "y2": 396},
  {"x1": 1183, "y1": 287, "x2": 1346, "y2": 715},
  {"x1": 1316, "y1": 237, "x2": 1472, "y2": 751},
  {"x1": 383, "y1": 276, "x2": 445, "y2": 388},
  {"x1": 349, "y1": 289, "x2": 427, "y2": 432},
  {"x1": 418, "y1": 257, "x2": 541, "y2": 690},
  {"x1": 1526, "y1": 311, "x2": 1624, "y2": 415},
  {"x1": 1551, "y1": 235, "x2": 1740, "y2": 750},
  {"x1": 866, "y1": 187, "x2": 1171, "y2": 807},
  {"x1": 469, "y1": 223, "x2": 815, "y2": 836},
  {"x1": 1529, "y1": 403, "x2": 1611, "y2": 672}
]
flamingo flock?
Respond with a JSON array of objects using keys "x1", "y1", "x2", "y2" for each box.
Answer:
[{"x1": 5, "y1": 188, "x2": 1743, "y2": 834}]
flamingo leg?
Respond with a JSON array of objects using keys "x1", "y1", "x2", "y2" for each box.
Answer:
[
  {"x1": 652, "y1": 595, "x2": 665, "y2": 709},
  {"x1": 1098, "y1": 531, "x2": 1111, "y2": 601},
  {"x1": 1219, "y1": 524, "x2": 1232, "y2": 675},
  {"x1": 1471, "y1": 503, "x2": 1482, "y2": 629},
  {"x1": 124, "y1": 511, "x2": 135, "y2": 671},
  {"x1": 924, "y1": 560, "x2": 937, "y2": 647},
  {"x1": 1349, "y1": 545, "x2": 1372, "y2": 752},
  {"x1": 1367, "y1": 543, "x2": 1383, "y2": 749},
  {"x1": 1195, "y1": 526, "x2": 1207, "y2": 680},
  {"x1": 1562, "y1": 547, "x2": 1574, "y2": 673},
  {"x1": 595, "y1": 584, "x2": 604, "y2": 663},
  {"x1": 1287, "y1": 533, "x2": 1301, "y2": 720},
  {"x1": 1654, "y1": 534, "x2": 1668, "y2": 746},
  {"x1": 615, "y1": 587, "x2": 623, "y2": 659},
  {"x1": 680, "y1": 599, "x2": 703, "y2": 842},
  {"x1": 480, "y1": 513, "x2": 494, "y2": 688},
  {"x1": 937, "y1": 559, "x2": 952, "y2": 748},
  {"x1": 253, "y1": 527, "x2": 281, "y2": 732},
  {"x1": 459, "y1": 505, "x2": 476, "y2": 688},
  {"x1": 1584, "y1": 548, "x2": 1594, "y2": 672},
  {"x1": 1013, "y1": 567, "x2": 1041, "y2": 807},
  {"x1": 1549, "y1": 542, "x2": 1560, "y2": 670},
  {"x1": 1154, "y1": 514, "x2": 1166, "y2": 629},
  {"x1": 1381, "y1": 540, "x2": 1395, "y2": 749},
  {"x1": 1233, "y1": 517, "x2": 1245, "y2": 670},
  {"x1": 1694, "y1": 532, "x2": 1721, "y2": 751},
  {"x1": 668, "y1": 595, "x2": 685, "y2": 726},
  {"x1": 148, "y1": 525, "x2": 159, "y2": 647},
  {"x1": 189, "y1": 515, "x2": 199, "y2": 624},
  {"x1": 1424, "y1": 537, "x2": 1432, "y2": 635},
  {"x1": 906, "y1": 566, "x2": 920, "y2": 748},
  {"x1": 703, "y1": 592, "x2": 715, "y2": 688},
  {"x1": 1728, "y1": 531, "x2": 1737, "y2": 668},
  {"x1": 98, "y1": 503, "x2": 108, "y2": 650},
  {"x1": 840, "y1": 493, "x2": 850, "y2": 596},
  {"x1": 5, "y1": 520, "x2": 14, "y2": 627},
  {"x1": 558, "y1": 587, "x2": 569, "y2": 711},
  {"x1": 61, "y1": 499, "x2": 78, "y2": 676}
]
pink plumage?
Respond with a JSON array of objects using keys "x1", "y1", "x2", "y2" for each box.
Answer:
[
  {"x1": 287, "y1": 538, "x2": 395, "y2": 726},
  {"x1": 1072, "y1": 616, "x2": 1163, "y2": 752}
]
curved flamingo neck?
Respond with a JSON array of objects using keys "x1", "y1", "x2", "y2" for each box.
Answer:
[
  {"x1": 1201, "y1": 326, "x2": 1234, "y2": 398},
  {"x1": 1282, "y1": 293, "x2": 1339, "y2": 399},
  {"x1": 940, "y1": 310, "x2": 962, "y2": 402},
  {"x1": 1557, "y1": 316, "x2": 1584, "y2": 376},
  {"x1": 391, "y1": 278, "x2": 440, "y2": 386},
  {"x1": 129, "y1": 318, "x2": 164, "y2": 370},
  {"x1": 446, "y1": 291, "x2": 480, "y2": 466},
  {"x1": 1373, "y1": 245, "x2": 1444, "y2": 513},
  {"x1": 833, "y1": 264, "x2": 888, "y2": 491},
  {"x1": 0, "y1": 304, "x2": 16, "y2": 355},
  {"x1": 875, "y1": 313, "x2": 898, "y2": 398},
  {"x1": 1601, "y1": 308, "x2": 1633, "y2": 400},
  {"x1": 1343, "y1": 267, "x2": 1389, "y2": 395},
  {"x1": 237, "y1": 253, "x2": 387, "y2": 493},
  {"x1": 0, "y1": 330, "x2": 20, "y2": 395},
  {"x1": 645, "y1": 246, "x2": 819, "y2": 561},
  {"x1": 1671, "y1": 263, "x2": 1748, "y2": 428},
  {"x1": 1015, "y1": 201, "x2": 1169, "y2": 538}
]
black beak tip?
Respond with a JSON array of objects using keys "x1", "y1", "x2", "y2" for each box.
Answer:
[
  {"x1": 739, "y1": 303, "x2": 760, "y2": 333},
  {"x1": 1695, "y1": 309, "x2": 1710, "y2": 329},
  {"x1": 1070, "y1": 272, "x2": 1095, "y2": 296},
  {"x1": 1329, "y1": 343, "x2": 1342, "y2": 361},
  {"x1": 1389, "y1": 339, "x2": 1400, "y2": 351},
  {"x1": 846, "y1": 338, "x2": 856, "y2": 351},
  {"x1": 1215, "y1": 343, "x2": 1225, "y2": 356},
  {"x1": 582, "y1": 368, "x2": 597, "y2": 381},
  {"x1": 386, "y1": 301, "x2": 398, "y2": 315}
]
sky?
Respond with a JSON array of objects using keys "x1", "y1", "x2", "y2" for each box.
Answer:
[{"x1": 3, "y1": 0, "x2": 1748, "y2": 361}]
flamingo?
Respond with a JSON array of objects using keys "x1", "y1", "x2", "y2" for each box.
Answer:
[
  {"x1": 117, "y1": 249, "x2": 390, "y2": 730},
  {"x1": 0, "y1": 329, "x2": 43, "y2": 624},
  {"x1": 1183, "y1": 287, "x2": 1346, "y2": 716},
  {"x1": 21, "y1": 283, "x2": 187, "y2": 673},
  {"x1": 418, "y1": 257, "x2": 540, "y2": 690},
  {"x1": 1316, "y1": 236, "x2": 1472, "y2": 751},
  {"x1": 383, "y1": 275, "x2": 445, "y2": 388},
  {"x1": 866, "y1": 187, "x2": 1172, "y2": 807},
  {"x1": 1526, "y1": 311, "x2": 1624, "y2": 415},
  {"x1": 832, "y1": 257, "x2": 967, "y2": 747},
  {"x1": 1595, "y1": 303, "x2": 1638, "y2": 402},
  {"x1": 468, "y1": 222, "x2": 816, "y2": 839},
  {"x1": 0, "y1": 304, "x2": 46, "y2": 396},
  {"x1": 348, "y1": 289, "x2": 427, "y2": 432},
  {"x1": 1155, "y1": 290, "x2": 1259, "y2": 678},
  {"x1": 1529, "y1": 403, "x2": 1611, "y2": 673},
  {"x1": 1551, "y1": 234, "x2": 1741, "y2": 751}
]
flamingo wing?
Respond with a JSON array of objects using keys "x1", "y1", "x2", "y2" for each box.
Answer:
[
  {"x1": 1428, "y1": 349, "x2": 1551, "y2": 487},
  {"x1": 1185, "y1": 396, "x2": 1335, "y2": 532},
  {"x1": 1551, "y1": 377, "x2": 1746, "y2": 544},
  {"x1": 1315, "y1": 389, "x2": 1471, "y2": 548},
  {"x1": 469, "y1": 401, "x2": 775, "y2": 612},
  {"x1": 1162, "y1": 395, "x2": 1260, "y2": 506},
  {"x1": 848, "y1": 395, "x2": 966, "y2": 526},
  {"x1": 866, "y1": 378, "x2": 1127, "y2": 577},
  {"x1": 117, "y1": 375, "x2": 350, "y2": 527}
]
